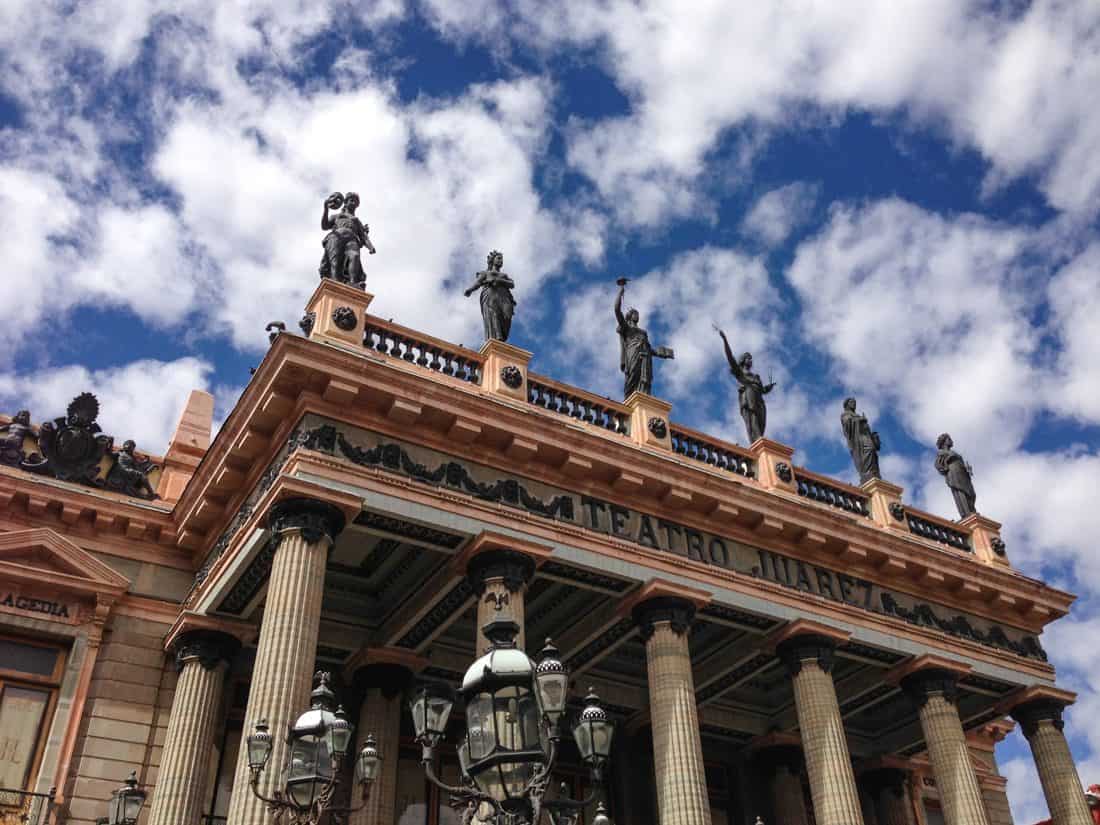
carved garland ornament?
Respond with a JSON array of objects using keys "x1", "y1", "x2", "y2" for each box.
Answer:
[{"x1": 889, "y1": 502, "x2": 906, "y2": 521}]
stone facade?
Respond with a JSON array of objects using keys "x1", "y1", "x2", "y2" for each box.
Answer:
[{"x1": 0, "y1": 280, "x2": 1084, "y2": 825}]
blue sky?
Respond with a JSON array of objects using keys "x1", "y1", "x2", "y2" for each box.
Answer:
[{"x1": 2, "y1": 2, "x2": 1099, "y2": 819}]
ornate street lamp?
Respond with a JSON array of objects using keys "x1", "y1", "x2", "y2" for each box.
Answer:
[
  {"x1": 105, "y1": 771, "x2": 146, "y2": 825},
  {"x1": 409, "y1": 620, "x2": 614, "y2": 825},
  {"x1": 245, "y1": 672, "x2": 381, "y2": 825}
]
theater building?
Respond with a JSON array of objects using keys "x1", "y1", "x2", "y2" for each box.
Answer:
[{"x1": 0, "y1": 279, "x2": 1091, "y2": 825}]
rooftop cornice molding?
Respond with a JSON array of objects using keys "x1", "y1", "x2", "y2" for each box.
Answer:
[{"x1": 165, "y1": 336, "x2": 1071, "y2": 632}]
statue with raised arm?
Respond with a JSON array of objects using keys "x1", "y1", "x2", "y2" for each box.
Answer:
[
  {"x1": 614, "y1": 278, "x2": 673, "y2": 399},
  {"x1": 319, "y1": 191, "x2": 375, "y2": 288},
  {"x1": 841, "y1": 397, "x2": 881, "y2": 484},
  {"x1": 935, "y1": 433, "x2": 976, "y2": 518},
  {"x1": 464, "y1": 250, "x2": 516, "y2": 342},
  {"x1": 714, "y1": 326, "x2": 775, "y2": 443}
]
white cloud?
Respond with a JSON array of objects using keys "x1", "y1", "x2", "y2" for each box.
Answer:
[
  {"x1": 741, "y1": 182, "x2": 820, "y2": 247},
  {"x1": 0, "y1": 358, "x2": 214, "y2": 454},
  {"x1": 787, "y1": 198, "x2": 1038, "y2": 454},
  {"x1": 1048, "y1": 244, "x2": 1100, "y2": 423},
  {"x1": 420, "y1": 0, "x2": 1100, "y2": 225},
  {"x1": 149, "y1": 75, "x2": 564, "y2": 350}
]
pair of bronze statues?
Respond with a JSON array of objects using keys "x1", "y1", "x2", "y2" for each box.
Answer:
[{"x1": 839, "y1": 402, "x2": 977, "y2": 519}]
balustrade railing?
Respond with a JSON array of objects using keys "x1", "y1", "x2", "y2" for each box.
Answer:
[
  {"x1": 0, "y1": 788, "x2": 55, "y2": 825},
  {"x1": 669, "y1": 426, "x2": 754, "y2": 478},
  {"x1": 362, "y1": 317, "x2": 482, "y2": 384},
  {"x1": 793, "y1": 469, "x2": 870, "y2": 517},
  {"x1": 906, "y1": 511, "x2": 971, "y2": 552},
  {"x1": 526, "y1": 375, "x2": 631, "y2": 435}
]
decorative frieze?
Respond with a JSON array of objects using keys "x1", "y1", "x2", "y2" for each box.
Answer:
[{"x1": 296, "y1": 419, "x2": 1046, "y2": 662}]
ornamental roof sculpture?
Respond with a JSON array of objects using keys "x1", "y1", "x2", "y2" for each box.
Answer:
[{"x1": 0, "y1": 393, "x2": 159, "y2": 500}]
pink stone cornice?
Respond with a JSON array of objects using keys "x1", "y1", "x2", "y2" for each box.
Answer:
[
  {"x1": 995, "y1": 683, "x2": 1078, "y2": 715},
  {"x1": 763, "y1": 617, "x2": 851, "y2": 651},
  {"x1": 165, "y1": 334, "x2": 1073, "y2": 639},
  {"x1": 450, "y1": 530, "x2": 555, "y2": 574},
  {"x1": 163, "y1": 610, "x2": 257, "y2": 652},
  {"x1": 616, "y1": 577, "x2": 713, "y2": 620},
  {"x1": 883, "y1": 653, "x2": 973, "y2": 686}
]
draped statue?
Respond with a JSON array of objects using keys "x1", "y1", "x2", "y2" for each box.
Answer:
[
  {"x1": 464, "y1": 250, "x2": 516, "y2": 342},
  {"x1": 841, "y1": 397, "x2": 881, "y2": 484},
  {"x1": 319, "y1": 191, "x2": 375, "y2": 288},
  {"x1": 614, "y1": 279, "x2": 673, "y2": 399},
  {"x1": 715, "y1": 326, "x2": 775, "y2": 443},
  {"x1": 935, "y1": 433, "x2": 977, "y2": 518}
]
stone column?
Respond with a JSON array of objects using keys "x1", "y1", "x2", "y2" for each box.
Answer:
[
  {"x1": 901, "y1": 670, "x2": 990, "y2": 825},
  {"x1": 777, "y1": 635, "x2": 865, "y2": 825},
  {"x1": 466, "y1": 549, "x2": 537, "y2": 655},
  {"x1": 226, "y1": 497, "x2": 347, "y2": 825},
  {"x1": 633, "y1": 597, "x2": 711, "y2": 825},
  {"x1": 864, "y1": 769, "x2": 917, "y2": 825},
  {"x1": 349, "y1": 664, "x2": 414, "y2": 825},
  {"x1": 149, "y1": 631, "x2": 239, "y2": 825},
  {"x1": 759, "y1": 747, "x2": 811, "y2": 825},
  {"x1": 1011, "y1": 699, "x2": 1092, "y2": 825}
]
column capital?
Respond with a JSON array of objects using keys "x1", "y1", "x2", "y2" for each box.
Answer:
[
  {"x1": 632, "y1": 595, "x2": 698, "y2": 641},
  {"x1": 1010, "y1": 697, "x2": 1072, "y2": 738},
  {"x1": 266, "y1": 496, "x2": 348, "y2": 544},
  {"x1": 768, "y1": 620, "x2": 850, "y2": 677},
  {"x1": 777, "y1": 634, "x2": 841, "y2": 676},
  {"x1": 171, "y1": 629, "x2": 240, "y2": 672},
  {"x1": 455, "y1": 531, "x2": 552, "y2": 594},
  {"x1": 346, "y1": 647, "x2": 427, "y2": 699},
  {"x1": 900, "y1": 667, "x2": 963, "y2": 709}
]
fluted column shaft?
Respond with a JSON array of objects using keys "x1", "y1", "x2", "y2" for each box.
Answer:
[
  {"x1": 350, "y1": 687, "x2": 403, "y2": 825},
  {"x1": 1012, "y1": 701, "x2": 1092, "y2": 825},
  {"x1": 635, "y1": 598, "x2": 710, "y2": 825},
  {"x1": 865, "y1": 770, "x2": 916, "y2": 825},
  {"x1": 903, "y1": 671, "x2": 989, "y2": 825},
  {"x1": 770, "y1": 762, "x2": 811, "y2": 825},
  {"x1": 149, "y1": 632, "x2": 237, "y2": 825},
  {"x1": 779, "y1": 636, "x2": 864, "y2": 825},
  {"x1": 226, "y1": 498, "x2": 346, "y2": 825}
]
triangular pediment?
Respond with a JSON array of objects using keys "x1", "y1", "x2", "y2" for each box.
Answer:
[{"x1": 0, "y1": 528, "x2": 129, "y2": 595}]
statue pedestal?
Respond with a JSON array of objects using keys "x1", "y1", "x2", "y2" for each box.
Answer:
[
  {"x1": 479, "y1": 340, "x2": 532, "y2": 401},
  {"x1": 749, "y1": 438, "x2": 797, "y2": 493},
  {"x1": 624, "y1": 392, "x2": 672, "y2": 451},
  {"x1": 861, "y1": 477, "x2": 906, "y2": 532},
  {"x1": 959, "y1": 513, "x2": 1010, "y2": 567},
  {"x1": 303, "y1": 280, "x2": 374, "y2": 348}
]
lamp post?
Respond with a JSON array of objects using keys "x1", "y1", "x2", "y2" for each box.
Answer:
[
  {"x1": 245, "y1": 672, "x2": 382, "y2": 825},
  {"x1": 409, "y1": 620, "x2": 614, "y2": 825},
  {"x1": 104, "y1": 771, "x2": 146, "y2": 825}
]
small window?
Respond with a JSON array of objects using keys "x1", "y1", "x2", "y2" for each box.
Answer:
[
  {"x1": 0, "y1": 635, "x2": 65, "y2": 804},
  {"x1": 0, "y1": 640, "x2": 61, "y2": 679},
  {"x1": 0, "y1": 686, "x2": 51, "y2": 801}
]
